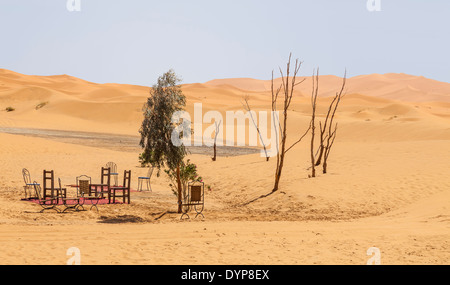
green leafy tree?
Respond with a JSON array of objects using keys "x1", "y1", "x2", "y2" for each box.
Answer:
[
  {"x1": 139, "y1": 69, "x2": 187, "y2": 213},
  {"x1": 164, "y1": 159, "x2": 202, "y2": 198}
]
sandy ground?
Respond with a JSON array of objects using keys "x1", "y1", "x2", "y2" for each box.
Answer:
[{"x1": 0, "y1": 69, "x2": 449, "y2": 265}]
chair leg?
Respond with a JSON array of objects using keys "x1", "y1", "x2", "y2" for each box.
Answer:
[{"x1": 90, "y1": 200, "x2": 99, "y2": 212}]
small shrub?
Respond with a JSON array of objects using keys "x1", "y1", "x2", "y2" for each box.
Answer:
[
  {"x1": 5, "y1": 106, "x2": 15, "y2": 112},
  {"x1": 35, "y1": 101, "x2": 49, "y2": 110},
  {"x1": 164, "y1": 159, "x2": 203, "y2": 197}
]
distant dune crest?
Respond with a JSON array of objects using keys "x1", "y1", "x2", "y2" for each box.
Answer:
[
  {"x1": 1, "y1": 69, "x2": 450, "y2": 137},
  {"x1": 204, "y1": 73, "x2": 450, "y2": 102}
]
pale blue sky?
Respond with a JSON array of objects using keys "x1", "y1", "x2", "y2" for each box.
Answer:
[{"x1": 0, "y1": 0, "x2": 449, "y2": 85}]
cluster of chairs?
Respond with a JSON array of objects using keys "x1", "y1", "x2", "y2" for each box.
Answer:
[
  {"x1": 22, "y1": 162, "x2": 136, "y2": 213},
  {"x1": 105, "y1": 161, "x2": 154, "y2": 191}
]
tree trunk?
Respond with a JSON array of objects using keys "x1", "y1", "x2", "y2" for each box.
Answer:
[
  {"x1": 212, "y1": 142, "x2": 217, "y2": 161},
  {"x1": 273, "y1": 115, "x2": 287, "y2": 192},
  {"x1": 310, "y1": 128, "x2": 316, "y2": 178},
  {"x1": 315, "y1": 144, "x2": 324, "y2": 166},
  {"x1": 176, "y1": 164, "x2": 183, "y2": 213},
  {"x1": 310, "y1": 70, "x2": 319, "y2": 178},
  {"x1": 273, "y1": 169, "x2": 281, "y2": 192},
  {"x1": 323, "y1": 161, "x2": 328, "y2": 174}
]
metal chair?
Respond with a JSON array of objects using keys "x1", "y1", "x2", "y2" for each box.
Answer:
[
  {"x1": 33, "y1": 181, "x2": 61, "y2": 213},
  {"x1": 76, "y1": 175, "x2": 101, "y2": 211},
  {"x1": 180, "y1": 181, "x2": 205, "y2": 220},
  {"x1": 106, "y1": 162, "x2": 119, "y2": 186},
  {"x1": 22, "y1": 168, "x2": 39, "y2": 200},
  {"x1": 111, "y1": 170, "x2": 131, "y2": 204},
  {"x1": 137, "y1": 167, "x2": 154, "y2": 192},
  {"x1": 57, "y1": 178, "x2": 81, "y2": 213}
]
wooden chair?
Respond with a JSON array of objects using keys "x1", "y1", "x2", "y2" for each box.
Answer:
[
  {"x1": 111, "y1": 170, "x2": 131, "y2": 204},
  {"x1": 42, "y1": 170, "x2": 54, "y2": 199},
  {"x1": 180, "y1": 181, "x2": 205, "y2": 220},
  {"x1": 91, "y1": 167, "x2": 111, "y2": 203},
  {"x1": 33, "y1": 181, "x2": 61, "y2": 213},
  {"x1": 43, "y1": 170, "x2": 66, "y2": 200},
  {"x1": 137, "y1": 166, "x2": 154, "y2": 192},
  {"x1": 106, "y1": 162, "x2": 119, "y2": 186}
]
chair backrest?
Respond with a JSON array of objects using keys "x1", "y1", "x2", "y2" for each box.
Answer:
[
  {"x1": 190, "y1": 186, "x2": 202, "y2": 202},
  {"x1": 122, "y1": 170, "x2": 131, "y2": 189},
  {"x1": 43, "y1": 170, "x2": 54, "y2": 199},
  {"x1": 56, "y1": 178, "x2": 65, "y2": 198},
  {"x1": 101, "y1": 167, "x2": 111, "y2": 186},
  {"x1": 106, "y1": 162, "x2": 117, "y2": 173},
  {"x1": 76, "y1": 175, "x2": 91, "y2": 197},
  {"x1": 79, "y1": 180, "x2": 90, "y2": 196},
  {"x1": 33, "y1": 181, "x2": 43, "y2": 200},
  {"x1": 22, "y1": 168, "x2": 31, "y2": 185},
  {"x1": 188, "y1": 182, "x2": 204, "y2": 203}
]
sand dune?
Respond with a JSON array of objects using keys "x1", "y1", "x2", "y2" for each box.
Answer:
[
  {"x1": 0, "y1": 69, "x2": 450, "y2": 264},
  {"x1": 1, "y1": 69, "x2": 450, "y2": 135},
  {"x1": 205, "y1": 73, "x2": 450, "y2": 102}
]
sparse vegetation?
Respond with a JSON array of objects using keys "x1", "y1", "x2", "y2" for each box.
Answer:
[
  {"x1": 211, "y1": 119, "x2": 221, "y2": 161},
  {"x1": 164, "y1": 159, "x2": 202, "y2": 197},
  {"x1": 271, "y1": 53, "x2": 310, "y2": 192},
  {"x1": 139, "y1": 69, "x2": 188, "y2": 213},
  {"x1": 313, "y1": 70, "x2": 346, "y2": 174},
  {"x1": 35, "y1": 101, "x2": 49, "y2": 110},
  {"x1": 242, "y1": 96, "x2": 270, "y2": 161},
  {"x1": 5, "y1": 106, "x2": 15, "y2": 112}
]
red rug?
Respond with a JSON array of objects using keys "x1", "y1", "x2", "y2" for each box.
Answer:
[{"x1": 26, "y1": 197, "x2": 124, "y2": 205}]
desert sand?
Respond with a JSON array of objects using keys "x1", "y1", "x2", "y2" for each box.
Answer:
[{"x1": 0, "y1": 69, "x2": 449, "y2": 265}]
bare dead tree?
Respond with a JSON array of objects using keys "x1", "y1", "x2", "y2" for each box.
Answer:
[
  {"x1": 320, "y1": 71, "x2": 346, "y2": 174},
  {"x1": 310, "y1": 69, "x2": 319, "y2": 178},
  {"x1": 242, "y1": 96, "x2": 270, "y2": 161},
  {"x1": 272, "y1": 53, "x2": 309, "y2": 192},
  {"x1": 243, "y1": 54, "x2": 310, "y2": 206},
  {"x1": 315, "y1": 97, "x2": 338, "y2": 166},
  {"x1": 211, "y1": 119, "x2": 222, "y2": 162},
  {"x1": 322, "y1": 122, "x2": 338, "y2": 174},
  {"x1": 315, "y1": 71, "x2": 347, "y2": 167}
]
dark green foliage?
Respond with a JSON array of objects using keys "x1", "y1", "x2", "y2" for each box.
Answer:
[
  {"x1": 164, "y1": 159, "x2": 202, "y2": 197},
  {"x1": 139, "y1": 69, "x2": 187, "y2": 173}
]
